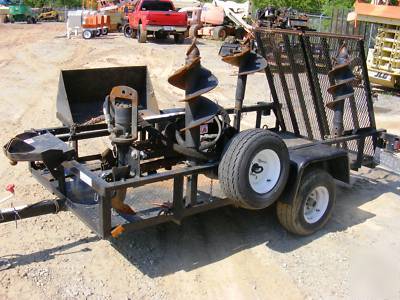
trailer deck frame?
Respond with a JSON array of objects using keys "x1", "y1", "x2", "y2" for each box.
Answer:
[
  {"x1": 1, "y1": 30, "x2": 397, "y2": 239},
  {"x1": 24, "y1": 115, "x2": 381, "y2": 239}
]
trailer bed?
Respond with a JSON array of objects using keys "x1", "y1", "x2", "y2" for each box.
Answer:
[{"x1": 27, "y1": 128, "x2": 349, "y2": 237}]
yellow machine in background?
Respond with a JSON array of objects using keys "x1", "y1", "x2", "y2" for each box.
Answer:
[
  {"x1": 367, "y1": 25, "x2": 400, "y2": 89},
  {"x1": 349, "y1": 1, "x2": 400, "y2": 89},
  {"x1": 38, "y1": 7, "x2": 59, "y2": 21}
]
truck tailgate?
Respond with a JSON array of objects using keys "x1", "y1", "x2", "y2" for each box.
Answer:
[{"x1": 144, "y1": 11, "x2": 187, "y2": 27}]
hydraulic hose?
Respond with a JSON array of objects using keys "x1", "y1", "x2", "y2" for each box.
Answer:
[
  {"x1": 199, "y1": 117, "x2": 222, "y2": 151},
  {"x1": 175, "y1": 116, "x2": 222, "y2": 151}
]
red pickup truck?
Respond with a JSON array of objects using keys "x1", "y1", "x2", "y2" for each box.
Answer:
[{"x1": 125, "y1": 0, "x2": 188, "y2": 43}]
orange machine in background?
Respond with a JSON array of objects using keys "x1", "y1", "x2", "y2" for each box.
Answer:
[{"x1": 82, "y1": 15, "x2": 111, "y2": 39}]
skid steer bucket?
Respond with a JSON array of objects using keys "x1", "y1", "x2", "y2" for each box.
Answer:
[{"x1": 56, "y1": 66, "x2": 160, "y2": 126}]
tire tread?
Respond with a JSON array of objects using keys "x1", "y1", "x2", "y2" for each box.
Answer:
[
  {"x1": 276, "y1": 169, "x2": 335, "y2": 235},
  {"x1": 219, "y1": 129, "x2": 287, "y2": 209}
]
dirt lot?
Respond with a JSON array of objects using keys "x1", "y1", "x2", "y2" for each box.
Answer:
[{"x1": 0, "y1": 23, "x2": 399, "y2": 300}]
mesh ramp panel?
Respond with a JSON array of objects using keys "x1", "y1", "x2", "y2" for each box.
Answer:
[{"x1": 256, "y1": 29, "x2": 377, "y2": 166}]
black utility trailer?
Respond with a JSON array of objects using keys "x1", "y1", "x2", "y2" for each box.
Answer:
[{"x1": 1, "y1": 30, "x2": 399, "y2": 239}]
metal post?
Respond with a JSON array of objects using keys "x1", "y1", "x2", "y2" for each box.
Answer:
[
  {"x1": 357, "y1": 40, "x2": 376, "y2": 129},
  {"x1": 300, "y1": 34, "x2": 330, "y2": 138},
  {"x1": 99, "y1": 192, "x2": 112, "y2": 239},
  {"x1": 270, "y1": 34, "x2": 300, "y2": 135},
  {"x1": 283, "y1": 35, "x2": 313, "y2": 139},
  {"x1": 186, "y1": 174, "x2": 198, "y2": 206},
  {"x1": 172, "y1": 175, "x2": 184, "y2": 224},
  {"x1": 255, "y1": 31, "x2": 286, "y2": 131},
  {"x1": 234, "y1": 74, "x2": 247, "y2": 131}
]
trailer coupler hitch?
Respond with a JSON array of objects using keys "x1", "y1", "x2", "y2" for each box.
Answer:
[{"x1": 0, "y1": 198, "x2": 65, "y2": 225}]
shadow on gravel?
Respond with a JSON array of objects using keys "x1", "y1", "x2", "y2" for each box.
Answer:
[
  {"x1": 0, "y1": 236, "x2": 98, "y2": 270},
  {"x1": 7, "y1": 170, "x2": 395, "y2": 275},
  {"x1": 110, "y1": 169, "x2": 399, "y2": 278}
]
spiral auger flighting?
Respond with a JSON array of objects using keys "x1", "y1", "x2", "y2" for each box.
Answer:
[
  {"x1": 327, "y1": 43, "x2": 356, "y2": 137},
  {"x1": 219, "y1": 38, "x2": 268, "y2": 131},
  {"x1": 168, "y1": 40, "x2": 220, "y2": 164}
]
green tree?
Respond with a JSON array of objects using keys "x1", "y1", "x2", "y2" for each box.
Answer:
[
  {"x1": 253, "y1": 0, "x2": 355, "y2": 14},
  {"x1": 24, "y1": 0, "x2": 81, "y2": 8},
  {"x1": 322, "y1": 0, "x2": 354, "y2": 16}
]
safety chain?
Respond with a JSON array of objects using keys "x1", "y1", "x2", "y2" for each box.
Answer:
[{"x1": 68, "y1": 124, "x2": 77, "y2": 148}]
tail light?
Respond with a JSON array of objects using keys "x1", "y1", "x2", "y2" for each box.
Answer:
[{"x1": 394, "y1": 139, "x2": 400, "y2": 152}]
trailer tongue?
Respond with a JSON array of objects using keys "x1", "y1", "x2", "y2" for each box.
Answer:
[{"x1": 1, "y1": 33, "x2": 399, "y2": 241}]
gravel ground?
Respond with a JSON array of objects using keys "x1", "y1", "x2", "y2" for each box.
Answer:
[{"x1": 0, "y1": 23, "x2": 399, "y2": 300}]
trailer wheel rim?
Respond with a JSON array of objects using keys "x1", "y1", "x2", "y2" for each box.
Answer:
[
  {"x1": 83, "y1": 31, "x2": 91, "y2": 39},
  {"x1": 303, "y1": 186, "x2": 329, "y2": 224},
  {"x1": 248, "y1": 149, "x2": 281, "y2": 194}
]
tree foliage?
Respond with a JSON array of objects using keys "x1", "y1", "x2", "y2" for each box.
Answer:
[
  {"x1": 20, "y1": 0, "x2": 355, "y2": 13},
  {"x1": 22, "y1": 0, "x2": 81, "y2": 8},
  {"x1": 252, "y1": 0, "x2": 354, "y2": 14}
]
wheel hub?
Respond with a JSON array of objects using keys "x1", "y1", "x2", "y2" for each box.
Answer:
[
  {"x1": 248, "y1": 149, "x2": 281, "y2": 194},
  {"x1": 303, "y1": 186, "x2": 329, "y2": 224}
]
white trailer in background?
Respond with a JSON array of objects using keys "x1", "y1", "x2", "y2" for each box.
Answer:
[
  {"x1": 180, "y1": 0, "x2": 252, "y2": 41},
  {"x1": 66, "y1": 10, "x2": 94, "y2": 39}
]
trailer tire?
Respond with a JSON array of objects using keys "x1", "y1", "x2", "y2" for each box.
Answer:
[
  {"x1": 189, "y1": 24, "x2": 201, "y2": 39},
  {"x1": 82, "y1": 29, "x2": 93, "y2": 39},
  {"x1": 219, "y1": 129, "x2": 289, "y2": 210},
  {"x1": 213, "y1": 26, "x2": 227, "y2": 41},
  {"x1": 138, "y1": 23, "x2": 147, "y2": 43},
  {"x1": 276, "y1": 169, "x2": 336, "y2": 236}
]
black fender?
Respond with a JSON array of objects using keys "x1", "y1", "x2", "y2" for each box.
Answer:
[{"x1": 279, "y1": 143, "x2": 349, "y2": 204}]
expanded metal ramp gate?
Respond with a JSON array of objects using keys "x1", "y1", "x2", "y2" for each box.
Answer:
[{"x1": 255, "y1": 29, "x2": 377, "y2": 169}]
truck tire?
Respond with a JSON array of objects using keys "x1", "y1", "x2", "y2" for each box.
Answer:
[
  {"x1": 276, "y1": 169, "x2": 336, "y2": 236},
  {"x1": 101, "y1": 28, "x2": 108, "y2": 35},
  {"x1": 123, "y1": 24, "x2": 132, "y2": 38},
  {"x1": 218, "y1": 129, "x2": 290, "y2": 210},
  {"x1": 95, "y1": 29, "x2": 101, "y2": 37},
  {"x1": 213, "y1": 26, "x2": 227, "y2": 41},
  {"x1": 174, "y1": 33, "x2": 185, "y2": 44},
  {"x1": 137, "y1": 23, "x2": 147, "y2": 43},
  {"x1": 82, "y1": 29, "x2": 93, "y2": 39},
  {"x1": 189, "y1": 24, "x2": 201, "y2": 39},
  {"x1": 32, "y1": 17, "x2": 36, "y2": 24}
]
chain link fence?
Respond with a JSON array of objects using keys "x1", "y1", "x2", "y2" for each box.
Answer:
[{"x1": 307, "y1": 8, "x2": 377, "y2": 50}]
